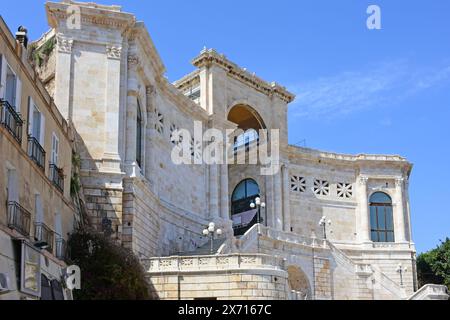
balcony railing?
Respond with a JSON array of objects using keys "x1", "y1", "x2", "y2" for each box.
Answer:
[
  {"x1": 7, "y1": 201, "x2": 31, "y2": 237},
  {"x1": 28, "y1": 136, "x2": 46, "y2": 171},
  {"x1": 0, "y1": 99, "x2": 23, "y2": 144},
  {"x1": 49, "y1": 164, "x2": 64, "y2": 193},
  {"x1": 34, "y1": 222, "x2": 54, "y2": 253},
  {"x1": 55, "y1": 237, "x2": 66, "y2": 260}
]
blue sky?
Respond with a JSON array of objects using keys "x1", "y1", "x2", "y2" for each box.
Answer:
[{"x1": 2, "y1": 0, "x2": 449, "y2": 253}]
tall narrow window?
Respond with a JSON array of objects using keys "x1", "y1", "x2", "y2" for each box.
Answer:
[
  {"x1": 136, "y1": 99, "x2": 142, "y2": 167},
  {"x1": 370, "y1": 192, "x2": 395, "y2": 242},
  {"x1": 51, "y1": 133, "x2": 59, "y2": 165}
]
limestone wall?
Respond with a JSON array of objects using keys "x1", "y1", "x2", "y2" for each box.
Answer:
[{"x1": 147, "y1": 254, "x2": 288, "y2": 300}]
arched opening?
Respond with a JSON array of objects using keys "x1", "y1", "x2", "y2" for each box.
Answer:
[
  {"x1": 370, "y1": 192, "x2": 394, "y2": 242},
  {"x1": 227, "y1": 105, "x2": 266, "y2": 151},
  {"x1": 231, "y1": 179, "x2": 261, "y2": 236},
  {"x1": 287, "y1": 265, "x2": 311, "y2": 300}
]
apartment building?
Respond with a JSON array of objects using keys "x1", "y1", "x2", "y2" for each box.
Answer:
[{"x1": 0, "y1": 17, "x2": 77, "y2": 300}]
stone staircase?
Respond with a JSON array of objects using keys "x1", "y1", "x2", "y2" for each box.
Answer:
[{"x1": 178, "y1": 238, "x2": 226, "y2": 256}]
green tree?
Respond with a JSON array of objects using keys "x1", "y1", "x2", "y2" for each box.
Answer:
[
  {"x1": 417, "y1": 238, "x2": 450, "y2": 290},
  {"x1": 67, "y1": 229, "x2": 155, "y2": 300}
]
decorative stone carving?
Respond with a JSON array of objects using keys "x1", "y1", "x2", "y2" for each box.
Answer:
[
  {"x1": 128, "y1": 54, "x2": 139, "y2": 66},
  {"x1": 291, "y1": 175, "x2": 306, "y2": 193},
  {"x1": 106, "y1": 45, "x2": 122, "y2": 60},
  {"x1": 337, "y1": 183, "x2": 353, "y2": 199},
  {"x1": 359, "y1": 176, "x2": 369, "y2": 185},
  {"x1": 56, "y1": 34, "x2": 73, "y2": 53}
]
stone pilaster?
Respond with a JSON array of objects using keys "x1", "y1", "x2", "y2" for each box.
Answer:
[
  {"x1": 209, "y1": 164, "x2": 220, "y2": 219},
  {"x1": 394, "y1": 178, "x2": 407, "y2": 243},
  {"x1": 282, "y1": 164, "x2": 291, "y2": 232},
  {"x1": 124, "y1": 53, "x2": 139, "y2": 177},
  {"x1": 220, "y1": 164, "x2": 229, "y2": 220},
  {"x1": 358, "y1": 176, "x2": 371, "y2": 243},
  {"x1": 54, "y1": 34, "x2": 73, "y2": 120},
  {"x1": 274, "y1": 169, "x2": 283, "y2": 231}
]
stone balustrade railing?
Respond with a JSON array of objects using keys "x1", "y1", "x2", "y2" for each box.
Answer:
[
  {"x1": 145, "y1": 253, "x2": 285, "y2": 273},
  {"x1": 259, "y1": 225, "x2": 325, "y2": 248},
  {"x1": 408, "y1": 284, "x2": 449, "y2": 300}
]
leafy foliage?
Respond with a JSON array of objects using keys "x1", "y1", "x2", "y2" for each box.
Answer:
[
  {"x1": 30, "y1": 36, "x2": 56, "y2": 67},
  {"x1": 67, "y1": 229, "x2": 153, "y2": 300},
  {"x1": 417, "y1": 238, "x2": 450, "y2": 290},
  {"x1": 70, "y1": 151, "x2": 81, "y2": 197}
]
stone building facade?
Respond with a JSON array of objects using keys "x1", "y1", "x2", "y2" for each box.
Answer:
[
  {"x1": 6, "y1": 0, "x2": 447, "y2": 300},
  {"x1": 0, "y1": 15, "x2": 78, "y2": 300}
]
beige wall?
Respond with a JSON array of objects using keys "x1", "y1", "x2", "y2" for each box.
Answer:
[{"x1": 0, "y1": 16, "x2": 76, "y2": 251}]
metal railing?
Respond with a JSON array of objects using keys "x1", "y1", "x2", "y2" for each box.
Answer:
[
  {"x1": 7, "y1": 201, "x2": 31, "y2": 237},
  {"x1": 0, "y1": 99, "x2": 23, "y2": 144},
  {"x1": 28, "y1": 135, "x2": 46, "y2": 171},
  {"x1": 49, "y1": 164, "x2": 64, "y2": 193},
  {"x1": 34, "y1": 222, "x2": 54, "y2": 253},
  {"x1": 55, "y1": 236, "x2": 66, "y2": 260}
]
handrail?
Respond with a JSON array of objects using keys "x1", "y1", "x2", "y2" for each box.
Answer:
[
  {"x1": 0, "y1": 99, "x2": 23, "y2": 143},
  {"x1": 408, "y1": 284, "x2": 449, "y2": 300}
]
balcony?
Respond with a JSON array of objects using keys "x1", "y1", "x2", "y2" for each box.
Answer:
[
  {"x1": 28, "y1": 136, "x2": 46, "y2": 171},
  {"x1": 49, "y1": 164, "x2": 64, "y2": 193},
  {"x1": 34, "y1": 222, "x2": 54, "y2": 253},
  {"x1": 7, "y1": 201, "x2": 31, "y2": 237},
  {"x1": 55, "y1": 237, "x2": 66, "y2": 260},
  {"x1": 0, "y1": 99, "x2": 23, "y2": 144}
]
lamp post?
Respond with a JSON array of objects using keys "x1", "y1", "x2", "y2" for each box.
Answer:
[
  {"x1": 319, "y1": 216, "x2": 332, "y2": 240},
  {"x1": 396, "y1": 264, "x2": 407, "y2": 286},
  {"x1": 202, "y1": 222, "x2": 222, "y2": 255},
  {"x1": 250, "y1": 197, "x2": 266, "y2": 225}
]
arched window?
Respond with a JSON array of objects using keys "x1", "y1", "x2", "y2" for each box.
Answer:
[
  {"x1": 136, "y1": 99, "x2": 143, "y2": 167},
  {"x1": 370, "y1": 192, "x2": 394, "y2": 242},
  {"x1": 231, "y1": 179, "x2": 260, "y2": 236}
]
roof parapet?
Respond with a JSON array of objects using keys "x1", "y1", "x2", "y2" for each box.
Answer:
[{"x1": 191, "y1": 48, "x2": 296, "y2": 104}]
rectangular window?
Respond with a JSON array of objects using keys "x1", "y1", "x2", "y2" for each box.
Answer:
[
  {"x1": 51, "y1": 133, "x2": 59, "y2": 165},
  {"x1": 28, "y1": 98, "x2": 45, "y2": 146},
  {"x1": 5, "y1": 64, "x2": 17, "y2": 108}
]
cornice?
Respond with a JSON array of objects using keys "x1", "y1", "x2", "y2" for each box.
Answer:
[
  {"x1": 288, "y1": 145, "x2": 413, "y2": 172},
  {"x1": 46, "y1": 1, "x2": 136, "y2": 30},
  {"x1": 191, "y1": 48, "x2": 295, "y2": 103},
  {"x1": 173, "y1": 70, "x2": 201, "y2": 90}
]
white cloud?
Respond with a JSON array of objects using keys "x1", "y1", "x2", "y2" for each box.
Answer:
[{"x1": 289, "y1": 61, "x2": 450, "y2": 119}]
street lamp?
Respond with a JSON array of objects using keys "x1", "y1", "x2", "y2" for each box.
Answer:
[
  {"x1": 396, "y1": 264, "x2": 408, "y2": 286},
  {"x1": 319, "y1": 216, "x2": 331, "y2": 240},
  {"x1": 250, "y1": 197, "x2": 266, "y2": 224},
  {"x1": 203, "y1": 222, "x2": 222, "y2": 254}
]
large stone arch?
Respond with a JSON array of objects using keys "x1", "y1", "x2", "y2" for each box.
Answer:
[
  {"x1": 287, "y1": 265, "x2": 312, "y2": 300},
  {"x1": 227, "y1": 103, "x2": 267, "y2": 131}
]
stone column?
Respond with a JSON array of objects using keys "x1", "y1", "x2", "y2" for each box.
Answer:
[
  {"x1": 282, "y1": 164, "x2": 291, "y2": 232},
  {"x1": 103, "y1": 44, "x2": 123, "y2": 171},
  {"x1": 54, "y1": 34, "x2": 73, "y2": 120},
  {"x1": 265, "y1": 174, "x2": 274, "y2": 228},
  {"x1": 145, "y1": 85, "x2": 155, "y2": 182},
  {"x1": 274, "y1": 169, "x2": 283, "y2": 231},
  {"x1": 220, "y1": 164, "x2": 229, "y2": 220},
  {"x1": 394, "y1": 178, "x2": 407, "y2": 243},
  {"x1": 358, "y1": 176, "x2": 371, "y2": 243},
  {"x1": 209, "y1": 164, "x2": 220, "y2": 219},
  {"x1": 124, "y1": 53, "x2": 139, "y2": 177}
]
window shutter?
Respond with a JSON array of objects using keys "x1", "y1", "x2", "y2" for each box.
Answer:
[
  {"x1": 51, "y1": 133, "x2": 59, "y2": 165},
  {"x1": 28, "y1": 96, "x2": 34, "y2": 135},
  {"x1": 15, "y1": 77, "x2": 21, "y2": 112},
  {"x1": 40, "y1": 113, "x2": 45, "y2": 147},
  {"x1": 0, "y1": 55, "x2": 7, "y2": 99}
]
